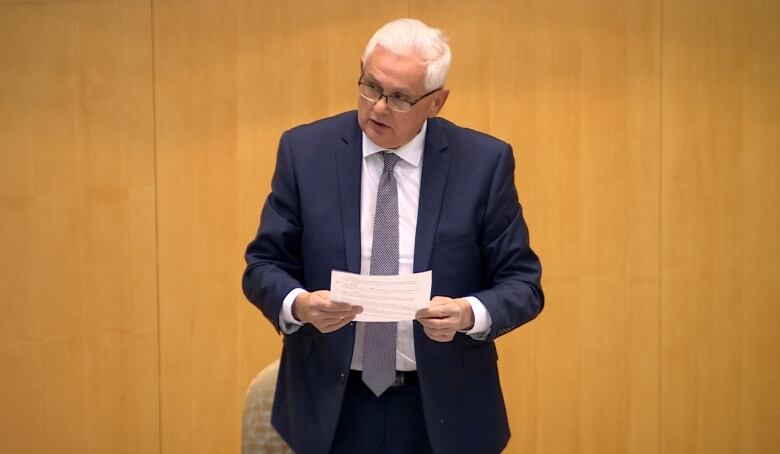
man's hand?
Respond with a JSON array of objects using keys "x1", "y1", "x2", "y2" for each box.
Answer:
[
  {"x1": 415, "y1": 296, "x2": 475, "y2": 342},
  {"x1": 291, "y1": 290, "x2": 362, "y2": 333}
]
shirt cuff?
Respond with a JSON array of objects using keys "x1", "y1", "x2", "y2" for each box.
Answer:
[
  {"x1": 279, "y1": 288, "x2": 306, "y2": 334},
  {"x1": 461, "y1": 296, "x2": 492, "y2": 340}
]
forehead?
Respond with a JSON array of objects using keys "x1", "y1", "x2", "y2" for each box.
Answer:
[{"x1": 363, "y1": 46, "x2": 427, "y2": 93}]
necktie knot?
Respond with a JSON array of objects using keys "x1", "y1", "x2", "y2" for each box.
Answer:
[{"x1": 381, "y1": 151, "x2": 401, "y2": 176}]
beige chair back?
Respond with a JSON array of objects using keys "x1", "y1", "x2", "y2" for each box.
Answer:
[{"x1": 241, "y1": 359, "x2": 293, "y2": 453}]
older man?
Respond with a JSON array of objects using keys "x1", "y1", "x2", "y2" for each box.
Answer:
[{"x1": 243, "y1": 18, "x2": 543, "y2": 454}]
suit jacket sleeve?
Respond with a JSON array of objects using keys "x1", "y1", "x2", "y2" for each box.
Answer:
[
  {"x1": 471, "y1": 143, "x2": 544, "y2": 341},
  {"x1": 242, "y1": 131, "x2": 304, "y2": 332}
]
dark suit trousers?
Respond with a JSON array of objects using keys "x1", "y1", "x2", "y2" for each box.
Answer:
[{"x1": 329, "y1": 371, "x2": 433, "y2": 454}]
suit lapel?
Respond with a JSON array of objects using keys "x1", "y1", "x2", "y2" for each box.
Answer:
[
  {"x1": 337, "y1": 116, "x2": 450, "y2": 274},
  {"x1": 414, "y1": 119, "x2": 450, "y2": 273},
  {"x1": 335, "y1": 119, "x2": 363, "y2": 274}
]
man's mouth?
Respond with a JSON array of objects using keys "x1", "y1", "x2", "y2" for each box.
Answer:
[{"x1": 370, "y1": 118, "x2": 390, "y2": 129}]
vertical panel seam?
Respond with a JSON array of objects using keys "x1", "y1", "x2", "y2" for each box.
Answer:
[
  {"x1": 658, "y1": 1, "x2": 664, "y2": 453},
  {"x1": 150, "y1": 0, "x2": 163, "y2": 452}
]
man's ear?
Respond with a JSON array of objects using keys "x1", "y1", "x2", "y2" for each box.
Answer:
[{"x1": 428, "y1": 89, "x2": 450, "y2": 117}]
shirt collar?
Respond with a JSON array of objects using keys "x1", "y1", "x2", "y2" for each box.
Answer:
[{"x1": 362, "y1": 120, "x2": 427, "y2": 168}]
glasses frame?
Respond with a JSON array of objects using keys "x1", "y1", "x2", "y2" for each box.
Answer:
[{"x1": 357, "y1": 71, "x2": 441, "y2": 113}]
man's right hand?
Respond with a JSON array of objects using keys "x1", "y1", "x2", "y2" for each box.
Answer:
[{"x1": 291, "y1": 290, "x2": 362, "y2": 333}]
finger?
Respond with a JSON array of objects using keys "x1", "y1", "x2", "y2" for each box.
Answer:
[
  {"x1": 417, "y1": 308, "x2": 448, "y2": 320},
  {"x1": 320, "y1": 310, "x2": 357, "y2": 323},
  {"x1": 317, "y1": 307, "x2": 357, "y2": 319},
  {"x1": 418, "y1": 314, "x2": 458, "y2": 329},
  {"x1": 422, "y1": 303, "x2": 457, "y2": 319},
  {"x1": 317, "y1": 313, "x2": 350, "y2": 325},
  {"x1": 320, "y1": 314, "x2": 356, "y2": 333},
  {"x1": 318, "y1": 302, "x2": 358, "y2": 313},
  {"x1": 423, "y1": 327, "x2": 455, "y2": 342},
  {"x1": 415, "y1": 308, "x2": 431, "y2": 319},
  {"x1": 416, "y1": 316, "x2": 436, "y2": 327},
  {"x1": 336, "y1": 314, "x2": 356, "y2": 328}
]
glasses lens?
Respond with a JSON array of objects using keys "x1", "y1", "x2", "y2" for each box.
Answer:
[
  {"x1": 358, "y1": 83, "x2": 412, "y2": 112},
  {"x1": 359, "y1": 83, "x2": 380, "y2": 101},
  {"x1": 387, "y1": 97, "x2": 411, "y2": 113}
]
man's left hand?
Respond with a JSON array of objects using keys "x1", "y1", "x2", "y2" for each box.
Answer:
[{"x1": 415, "y1": 296, "x2": 475, "y2": 342}]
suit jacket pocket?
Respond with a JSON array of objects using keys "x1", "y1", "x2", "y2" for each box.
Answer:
[{"x1": 434, "y1": 229, "x2": 477, "y2": 252}]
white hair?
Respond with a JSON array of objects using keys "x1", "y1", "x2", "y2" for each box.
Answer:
[{"x1": 362, "y1": 18, "x2": 452, "y2": 91}]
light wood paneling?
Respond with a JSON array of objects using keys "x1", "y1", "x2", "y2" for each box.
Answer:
[
  {"x1": 154, "y1": 1, "x2": 405, "y2": 452},
  {"x1": 661, "y1": 1, "x2": 780, "y2": 453},
  {"x1": 153, "y1": 1, "x2": 244, "y2": 451},
  {"x1": 411, "y1": 1, "x2": 662, "y2": 453},
  {"x1": 0, "y1": 1, "x2": 158, "y2": 453},
  {"x1": 2, "y1": 0, "x2": 778, "y2": 453}
]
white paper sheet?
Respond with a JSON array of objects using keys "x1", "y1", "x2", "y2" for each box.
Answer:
[{"x1": 329, "y1": 270, "x2": 432, "y2": 322}]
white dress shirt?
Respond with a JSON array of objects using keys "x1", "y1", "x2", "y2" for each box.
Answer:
[{"x1": 279, "y1": 121, "x2": 492, "y2": 371}]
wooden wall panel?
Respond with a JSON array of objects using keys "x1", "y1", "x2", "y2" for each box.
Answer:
[
  {"x1": 0, "y1": 1, "x2": 158, "y2": 453},
  {"x1": 661, "y1": 1, "x2": 780, "y2": 453},
  {"x1": 153, "y1": 1, "x2": 243, "y2": 451},
  {"x1": 411, "y1": 1, "x2": 661, "y2": 452},
  {"x1": 153, "y1": 1, "x2": 407, "y2": 452}
]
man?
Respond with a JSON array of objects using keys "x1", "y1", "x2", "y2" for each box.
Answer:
[{"x1": 243, "y1": 18, "x2": 543, "y2": 454}]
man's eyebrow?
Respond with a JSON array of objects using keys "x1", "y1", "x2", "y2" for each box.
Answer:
[
  {"x1": 362, "y1": 74, "x2": 414, "y2": 98},
  {"x1": 361, "y1": 74, "x2": 380, "y2": 85},
  {"x1": 361, "y1": 73, "x2": 412, "y2": 94}
]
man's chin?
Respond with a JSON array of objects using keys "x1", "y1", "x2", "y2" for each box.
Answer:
[{"x1": 364, "y1": 124, "x2": 399, "y2": 149}]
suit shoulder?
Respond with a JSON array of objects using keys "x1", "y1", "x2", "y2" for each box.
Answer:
[{"x1": 430, "y1": 117, "x2": 511, "y2": 157}]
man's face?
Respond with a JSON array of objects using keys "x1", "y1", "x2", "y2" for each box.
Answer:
[{"x1": 357, "y1": 46, "x2": 448, "y2": 149}]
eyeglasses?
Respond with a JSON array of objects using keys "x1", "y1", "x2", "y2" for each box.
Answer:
[{"x1": 357, "y1": 77, "x2": 441, "y2": 113}]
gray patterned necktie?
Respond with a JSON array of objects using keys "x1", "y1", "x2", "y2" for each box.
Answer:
[{"x1": 362, "y1": 151, "x2": 401, "y2": 396}]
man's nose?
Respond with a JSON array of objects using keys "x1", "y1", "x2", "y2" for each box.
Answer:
[{"x1": 372, "y1": 95, "x2": 390, "y2": 114}]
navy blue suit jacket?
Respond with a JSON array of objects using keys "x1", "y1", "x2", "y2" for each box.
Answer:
[{"x1": 243, "y1": 111, "x2": 543, "y2": 454}]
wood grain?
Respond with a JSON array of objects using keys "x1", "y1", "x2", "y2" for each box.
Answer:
[
  {"x1": 661, "y1": 0, "x2": 780, "y2": 453},
  {"x1": 1, "y1": 0, "x2": 778, "y2": 452},
  {"x1": 153, "y1": 1, "x2": 407, "y2": 452},
  {"x1": 0, "y1": 1, "x2": 158, "y2": 453}
]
